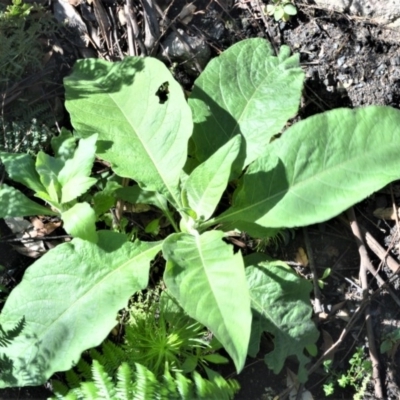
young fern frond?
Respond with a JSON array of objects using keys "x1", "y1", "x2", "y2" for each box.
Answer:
[
  {"x1": 52, "y1": 360, "x2": 240, "y2": 400},
  {"x1": 115, "y1": 362, "x2": 133, "y2": 400},
  {"x1": 91, "y1": 360, "x2": 116, "y2": 399}
]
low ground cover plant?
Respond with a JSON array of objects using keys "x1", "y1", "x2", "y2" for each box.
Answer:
[{"x1": 1, "y1": 37, "x2": 400, "y2": 391}]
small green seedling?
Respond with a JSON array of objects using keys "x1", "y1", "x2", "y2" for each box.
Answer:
[
  {"x1": 265, "y1": 0, "x2": 297, "y2": 22},
  {"x1": 380, "y1": 328, "x2": 400, "y2": 357},
  {"x1": 323, "y1": 347, "x2": 372, "y2": 400},
  {"x1": 318, "y1": 268, "x2": 331, "y2": 289},
  {"x1": 0, "y1": 129, "x2": 98, "y2": 242}
]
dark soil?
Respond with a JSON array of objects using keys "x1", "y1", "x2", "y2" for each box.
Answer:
[{"x1": 3, "y1": 0, "x2": 400, "y2": 399}]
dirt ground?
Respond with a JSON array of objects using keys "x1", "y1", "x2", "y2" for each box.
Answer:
[{"x1": 3, "y1": 0, "x2": 400, "y2": 398}]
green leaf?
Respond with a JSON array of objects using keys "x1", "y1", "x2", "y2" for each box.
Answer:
[
  {"x1": 61, "y1": 202, "x2": 98, "y2": 242},
  {"x1": 51, "y1": 128, "x2": 76, "y2": 162},
  {"x1": 184, "y1": 135, "x2": 241, "y2": 222},
  {"x1": 0, "y1": 232, "x2": 162, "y2": 387},
  {"x1": 0, "y1": 184, "x2": 55, "y2": 217},
  {"x1": 216, "y1": 106, "x2": 400, "y2": 231},
  {"x1": 57, "y1": 134, "x2": 98, "y2": 203},
  {"x1": 162, "y1": 231, "x2": 251, "y2": 372},
  {"x1": 64, "y1": 57, "x2": 193, "y2": 207},
  {"x1": 189, "y1": 38, "x2": 303, "y2": 170},
  {"x1": 0, "y1": 153, "x2": 44, "y2": 193},
  {"x1": 245, "y1": 260, "x2": 319, "y2": 382},
  {"x1": 116, "y1": 185, "x2": 168, "y2": 212},
  {"x1": 284, "y1": 3, "x2": 297, "y2": 15},
  {"x1": 35, "y1": 152, "x2": 62, "y2": 203},
  {"x1": 274, "y1": 7, "x2": 284, "y2": 20},
  {"x1": 93, "y1": 181, "x2": 121, "y2": 216}
]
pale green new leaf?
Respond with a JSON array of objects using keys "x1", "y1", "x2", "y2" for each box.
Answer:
[
  {"x1": 0, "y1": 184, "x2": 55, "y2": 217},
  {"x1": 184, "y1": 135, "x2": 241, "y2": 221},
  {"x1": 162, "y1": 231, "x2": 251, "y2": 372},
  {"x1": 62, "y1": 202, "x2": 97, "y2": 242},
  {"x1": 0, "y1": 231, "x2": 162, "y2": 388},
  {"x1": 189, "y1": 38, "x2": 303, "y2": 169},
  {"x1": 64, "y1": 57, "x2": 193, "y2": 207},
  {"x1": 216, "y1": 106, "x2": 400, "y2": 232},
  {"x1": 61, "y1": 176, "x2": 97, "y2": 204},
  {"x1": 245, "y1": 259, "x2": 319, "y2": 382},
  {"x1": 0, "y1": 152, "x2": 44, "y2": 193},
  {"x1": 35, "y1": 152, "x2": 62, "y2": 203},
  {"x1": 58, "y1": 134, "x2": 97, "y2": 189}
]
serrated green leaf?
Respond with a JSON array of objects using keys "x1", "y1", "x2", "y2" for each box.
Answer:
[
  {"x1": 64, "y1": 57, "x2": 192, "y2": 207},
  {"x1": 58, "y1": 134, "x2": 97, "y2": 189},
  {"x1": 62, "y1": 202, "x2": 97, "y2": 242},
  {"x1": 0, "y1": 232, "x2": 162, "y2": 387},
  {"x1": 215, "y1": 106, "x2": 400, "y2": 232},
  {"x1": 162, "y1": 231, "x2": 251, "y2": 372},
  {"x1": 0, "y1": 184, "x2": 55, "y2": 217},
  {"x1": 185, "y1": 135, "x2": 241, "y2": 222},
  {"x1": 189, "y1": 39, "x2": 303, "y2": 171},
  {"x1": 0, "y1": 152, "x2": 44, "y2": 193},
  {"x1": 246, "y1": 260, "x2": 319, "y2": 382}
]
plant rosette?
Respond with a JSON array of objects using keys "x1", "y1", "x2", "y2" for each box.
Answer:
[{"x1": 2, "y1": 38, "x2": 400, "y2": 388}]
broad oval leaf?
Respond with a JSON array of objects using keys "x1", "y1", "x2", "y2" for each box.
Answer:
[
  {"x1": 64, "y1": 57, "x2": 193, "y2": 207},
  {"x1": 216, "y1": 106, "x2": 400, "y2": 231},
  {"x1": 0, "y1": 232, "x2": 162, "y2": 387},
  {"x1": 245, "y1": 259, "x2": 319, "y2": 382},
  {"x1": 162, "y1": 231, "x2": 251, "y2": 372},
  {"x1": 189, "y1": 38, "x2": 304, "y2": 169}
]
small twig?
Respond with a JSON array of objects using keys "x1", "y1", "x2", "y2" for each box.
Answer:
[
  {"x1": 109, "y1": 7, "x2": 124, "y2": 59},
  {"x1": 346, "y1": 208, "x2": 383, "y2": 399},
  {"x1": 303, "y1": 227, "x2": 322, "y2": 313}
]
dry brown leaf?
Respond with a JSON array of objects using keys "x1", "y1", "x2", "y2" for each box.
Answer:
[
  {"x1": 321, "y1": 329, "x2": 335, "y2": 362},
  {"x1": 286, "y1": 367, "x2": 314, "y2": 400},
  {"x1": 295, "y1": 247, "x2": 309, "y2": 267},
  {"x1": 178, "y1": 3, "x2": 197, "y2": 25},
  {"x1": 373, "y1": 207, "x2": 400, "y2": 220}
]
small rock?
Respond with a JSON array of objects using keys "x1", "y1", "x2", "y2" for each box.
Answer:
[{"x1": 159, "y1": 29, "x2": 211, "y2": 76}]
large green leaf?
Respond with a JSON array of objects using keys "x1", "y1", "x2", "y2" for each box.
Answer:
[
  {"x1": 214, "y1": 106, "x2": 400, "y2": 232},
  {"x1": 0, "y1": 232, "x2": 162, "y2": 387},
  {"x1": 0, "y1": 184, "x2": 55, "y2": 217},
  {"x1": 184, "y1": 135, "x2": 241, "y2": 222},
  {"x1": 64, "y1": 57, "x2": 193, "y2": 207},
  {"x1": 189, "y1": 38, "x2": 303, "y2": 169},
  {"x1": 162, "y1": 231, "x2": 251, "y2": 372},
  {"x1": 245, "y1": 259, "x2": 319, "y2": 382}
]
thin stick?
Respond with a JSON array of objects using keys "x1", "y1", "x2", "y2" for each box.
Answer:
[
  {"x1": 347, "y1": 208, "x2": 383, "y2": 399},
  {"x1": 303, "y1": 227, "x2": 322, "y2": 313}
]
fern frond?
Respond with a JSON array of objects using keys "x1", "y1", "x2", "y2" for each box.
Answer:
[
  {"x1": 132, "y1": 362, "x2": 160, "y2": 400},
  {"x1": 115, "y1": 362, "x2": 133, "y2": 400},
  {"x1": 91, "y1": 359, "x2": 116, "y2": 399}
]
